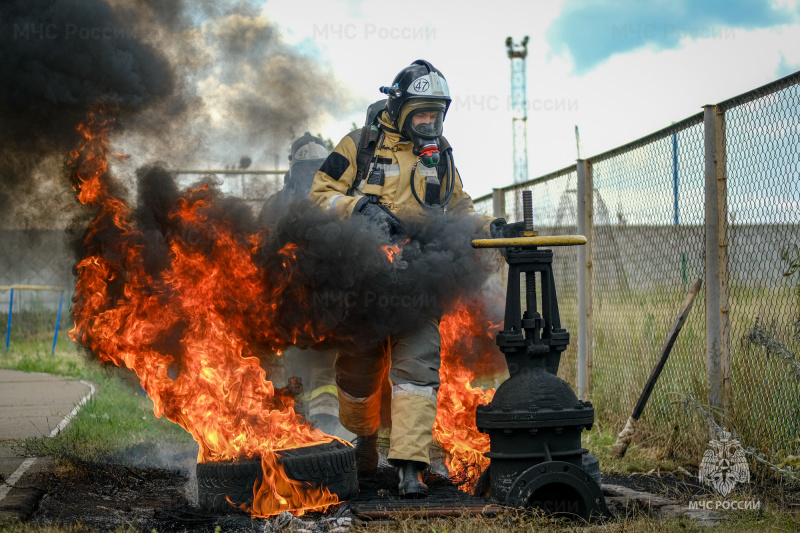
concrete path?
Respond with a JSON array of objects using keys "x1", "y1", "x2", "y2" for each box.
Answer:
[{"x1": 0, "y1": 369, "x2": 94, "y2": 522}]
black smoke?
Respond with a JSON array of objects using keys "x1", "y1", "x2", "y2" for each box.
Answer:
[
  {"x1": 110, "y1": 0, "x2": 357, "y2": 174},
  {"x1": 2, "y1": 0, "x2": 501, "y2": 369},
  {"x1": 0, "y1": 0, "x2": 358, "y2": 228},
  {"x1": 0, "y1": 0, "x2": 174, "y2": 224},
  {"x1": 114, "y1": 164, "x2": 501, "y2": 359}
]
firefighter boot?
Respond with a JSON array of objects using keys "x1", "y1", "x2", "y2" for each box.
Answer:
[
  {"x1": 354, "y1": 432, "x2": 379, "y2": 480},
  {"x1": 396, "y1": 460, "x2": 428, "y2": 498}
]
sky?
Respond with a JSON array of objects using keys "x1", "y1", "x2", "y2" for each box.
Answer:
[
  {"x1": 3, "y1": 0, "x2": 798, "y2": 229},
  {"x1": 258, "y1": 0, "x2": 800, "y2": 199}
]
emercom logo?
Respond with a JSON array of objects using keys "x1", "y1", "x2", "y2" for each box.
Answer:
[
  {"x1": 689, "y1": 429, "x2": 761, "y2": 511},
  {"x1": 698, "y1": 430, "x2": 750, "y2": 497}
]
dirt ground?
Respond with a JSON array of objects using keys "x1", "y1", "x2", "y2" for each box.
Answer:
[
  {"x1": 603, "y1": 470, "x2": 800, "y2": 512},
  {"x1": 15, "y1": 449, "x2": 800, "y2": 532},
  {"x1": 26, "y1": 460, "x2": 479, "y2": 532},
  {"x1": 23, "y1": 442, "x2": 487, "y2": 533}
]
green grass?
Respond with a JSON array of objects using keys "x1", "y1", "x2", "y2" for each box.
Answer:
[
  {"x1": 0, "y1": 524, "x2": 146, "y2": 533},
  {"x1": 2, "y1": 311, "x2": 799, "y2": 532},
  {"x1": 13, "y1": 371, "x2": 195, "y2": 463},
  {"x1": 351, "y1": 511, "x2": 800, "y2": 533},
  {"x1": 582, "y1": 423, "x2": 682, "y2": 476},
  {"x1": 587, "y1": 282, "x2": 800, "y2": 469},
  {"x1": 1, "y1": 312, "x2": 195, "y2": 464}
]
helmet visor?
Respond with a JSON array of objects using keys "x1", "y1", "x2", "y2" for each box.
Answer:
[{"x1": 406, "y1": 108, "x2": 444, "y2": 139}]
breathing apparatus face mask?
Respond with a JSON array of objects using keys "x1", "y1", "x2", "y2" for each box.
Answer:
[{"x1": 405, "y1": 109, "x2": 444, "y2": 168}]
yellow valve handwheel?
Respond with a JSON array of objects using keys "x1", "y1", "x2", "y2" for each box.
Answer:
[{"x1": 471, "y1": 235, "x2": 587, "y2": 248}]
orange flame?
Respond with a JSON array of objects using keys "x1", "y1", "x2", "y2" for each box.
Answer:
[
  {"x1": 435, "y1": 300, "x2": 503, "y2": 491},
  {"x1": 381, "y1": 244, "x2": 402, "y2": 263},
  {"x1": 67, "y1": 110, "x2": 341, "y2": 516},
  {"x1": 247, "y1": 453, "x2": 339, "y2": 515},
  {"x1": 67, "y1": 110, "x2": 505, "y2": 508}
]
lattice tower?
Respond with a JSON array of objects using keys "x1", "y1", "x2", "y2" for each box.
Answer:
[{"x1": 506, "y1": 36, "x2": 529, "y2": 184}]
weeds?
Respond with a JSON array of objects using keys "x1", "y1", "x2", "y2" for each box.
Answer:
[
  {"x1": 3, "y1": 301, "x2": 799, "y2": 533},
  {"x1": 745, "y1": 320, "x2": 800, "y2": 381},
  {"x1": 12, "y1": 371, "x2": 196, "y2": 465},
  {"x1": 1, "y1": 313, "x2": 195, "y2": 466},
  {"x1": 350, "y1": 508, "x2": 798, "y2": 532},
  {"x1": 351, "y1": 510, "x2": 577, "y2": 533},
  {"x1": 0, "y1": 523, "x2": 96, "y2": 533},
  {"x1": 679, "y1": 392, "x2": 800, "y2": 487},
  {"x1": 582, "y1": 425, "x2": 680, "y2": 476}
]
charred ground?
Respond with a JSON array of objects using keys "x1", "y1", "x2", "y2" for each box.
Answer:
[{"x1": 14, "y1": 445, "x2": 800, "y2": 532}]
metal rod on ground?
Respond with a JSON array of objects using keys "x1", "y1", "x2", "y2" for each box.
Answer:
[
  {"x1": 611, "y1": 277, "x2": 703, "y2": 458},
  {"x1": 5, "y1": 288, "x2": 13, "y2": 352},
  {"x1": 52, "y1": 290, "x2": 64, "y2": 356}
]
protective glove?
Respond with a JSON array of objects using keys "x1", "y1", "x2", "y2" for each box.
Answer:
[
  {"x1": 490, "y1": 218, "x2": 526, "y2": 239},
  {"x1": 354, "y1": 196, "x2": 405, "y2": 236}
]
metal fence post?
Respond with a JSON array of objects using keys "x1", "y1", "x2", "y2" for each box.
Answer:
[
  {"x1": 5, "y1": 288, "x2": 13, "y2": 352},
  {"x1": 715, "y1": 110, "x2": 732, "y2": 413},
  {"x1": 704, "y1": 105, "x2": 730, "y2": 412},
  {"x1": 492, "y1": 188, "x2": 507, "y2": 220},
  {"x1": 51, "y1": 290, "x2": 64, "y2": 356},
  {"x1": 576, "y1": 160, "x2": 593, "y2": 400}
]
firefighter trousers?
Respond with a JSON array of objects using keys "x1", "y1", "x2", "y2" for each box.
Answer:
[{"x1": 335, "y1": 317, "x2": 441, "y2": 465}]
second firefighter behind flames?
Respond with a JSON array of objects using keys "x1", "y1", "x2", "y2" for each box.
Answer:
[{"x1": 309, "y1": 59, "x2": 516, "y2": 497}]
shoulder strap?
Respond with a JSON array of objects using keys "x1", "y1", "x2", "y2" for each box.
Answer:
[{"x1": 347, "y1": 125, "x2": 381, "y2": 196}]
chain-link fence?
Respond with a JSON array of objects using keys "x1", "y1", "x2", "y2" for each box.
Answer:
[
  {"x1": 589, "y1": 117, "x2": 708, "y2": 454},
  {"x1": 473, "y1": 69, "x2": 800, "y2": 460},
  {"x1": 173, "y1": 170, "x2": 286, "y2": 215},
  {"x1": 0, "y1": 230, "x2": 74, "y2": 352},
  {"x1": 504, "y1": 168, "x2": 582, "y2": 386},
  {"x1": 0, "y1": 230, "x2": 74, "y2": 313},
  {"x1": 720, "y1": 75, "x2": 800, "y2": 455}
]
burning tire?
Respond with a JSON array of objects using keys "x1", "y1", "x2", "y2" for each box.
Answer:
[{"x1": 197, "y1": 441, "x2": 358, "y2": 513}]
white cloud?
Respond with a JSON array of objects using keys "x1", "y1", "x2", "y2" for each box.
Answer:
[{"x1": 258, "y1": 0, "x2": 800, "y2": 199}]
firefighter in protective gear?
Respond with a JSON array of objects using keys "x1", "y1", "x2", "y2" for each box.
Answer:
[
  {"x1": 258, "y1": 132, "x2": 330, "y2": 225},
  {"x1": 259, "y1": 132, "x2": 354, "y2": 442},
  {"x1": 309, "y1": 60, "x2": 501, "y2": 497}
]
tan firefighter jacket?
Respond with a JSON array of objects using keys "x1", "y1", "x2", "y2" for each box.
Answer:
[{"x1": 309, "y1": 111, "x2": 495, "y2": 235}]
